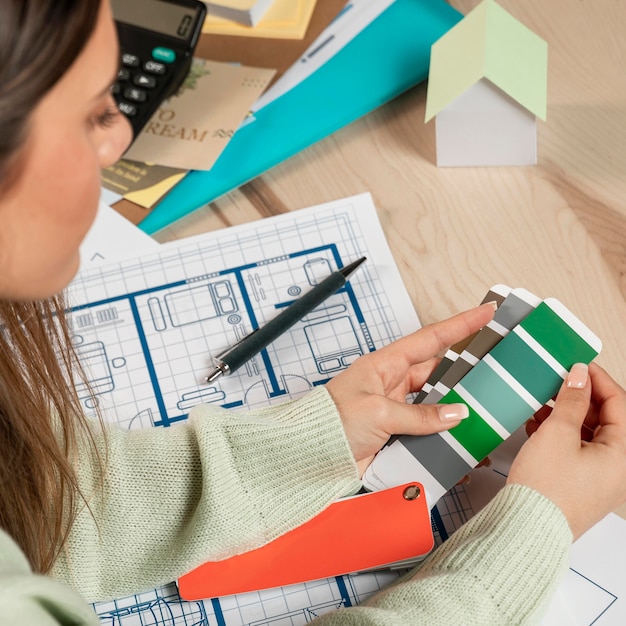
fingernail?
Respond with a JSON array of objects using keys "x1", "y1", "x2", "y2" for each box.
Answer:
[
  {"x1": 566, "y1": 362, "x2": 588, "y2": 389},
  {"x1": 438, "y1": 403, "x2": 470, "y2": 422},
  {"x1": 485, "y1": 300, "x2": 498, "y2": 312}
]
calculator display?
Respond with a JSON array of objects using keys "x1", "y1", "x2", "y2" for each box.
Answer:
[{"x1": 110, "y1": 0, "x2": 201, "y2": 41}]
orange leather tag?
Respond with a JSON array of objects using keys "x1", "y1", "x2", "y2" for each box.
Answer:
[{"x1": 178, "y1": 483, "x2": 433, "y2": 600}]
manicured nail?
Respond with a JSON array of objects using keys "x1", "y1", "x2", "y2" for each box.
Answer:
[
  {"x1": 438, "y1": 403, "x2": 470, "y2": 422},
  {"x1": 566, "y1": 362, "x2": 588, "y2": 389}
]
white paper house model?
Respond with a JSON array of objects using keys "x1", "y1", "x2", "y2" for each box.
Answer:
[{"x1": 425, "y1": 0, "x2": 548, "y2": 167}]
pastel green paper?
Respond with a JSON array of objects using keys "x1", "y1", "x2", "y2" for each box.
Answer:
[{"x1": 426, "y1": 0, "x2": 547, "y2": 121}]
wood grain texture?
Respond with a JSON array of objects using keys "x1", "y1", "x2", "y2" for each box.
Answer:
[{"x1": 154, "y1": 2, "x2": 626, "y2": 521}]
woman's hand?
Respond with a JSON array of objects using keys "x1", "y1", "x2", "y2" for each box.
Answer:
[
  {"x1": 507, "y1": 362, "x2": 626, "y2": 540},
  {"x1": 326, "y1": 303, "x2": 495, "y2": 475}
]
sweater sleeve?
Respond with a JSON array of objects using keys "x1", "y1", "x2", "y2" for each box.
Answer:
[
  {"x1": 1, "y1": 485, "x2": 572, "y2": 625},
  {"x1": 312, "y1": 484, "x2": 573, "y2": 625},
  {"x1": 0, "y1": 530, "x2": 99, "y2": 626},
  {"x1": 50, "y1": 386, "x2": 361, "y2": 602}
]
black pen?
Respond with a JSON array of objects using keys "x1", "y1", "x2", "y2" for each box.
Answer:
[{"x1": 205, "y1": 256, "x2": 367, "y2": 383}]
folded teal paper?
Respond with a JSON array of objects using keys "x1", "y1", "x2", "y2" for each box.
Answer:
[{"x1": 139, "y1": 0, "x2": 462, "y2": 234}]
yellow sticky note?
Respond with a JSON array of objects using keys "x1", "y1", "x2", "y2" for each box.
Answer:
[{"x1": 202, "y1": 0, "x2": 317, "y2": 39}]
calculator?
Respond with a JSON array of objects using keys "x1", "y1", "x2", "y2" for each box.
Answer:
[{"x1": 110, "y1": 0, "x2": 206, "y2": 138}]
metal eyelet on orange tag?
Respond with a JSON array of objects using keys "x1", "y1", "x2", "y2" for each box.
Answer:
[{"x1": 403, "y1": 484, "x2": 421, "y2": 500}]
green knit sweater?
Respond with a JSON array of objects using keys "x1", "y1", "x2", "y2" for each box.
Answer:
[{"x1": 0, "y1": 387, "x2": 572, "y2": 624}]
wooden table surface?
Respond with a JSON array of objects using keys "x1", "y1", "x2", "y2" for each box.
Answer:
[{"x1": 153, "y1": 0, "x2": 626, "y2": 514}]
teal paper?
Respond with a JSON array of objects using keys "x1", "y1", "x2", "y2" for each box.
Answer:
[{"x1": 139, "y1": 0, "x2": 462, "y2": 234}]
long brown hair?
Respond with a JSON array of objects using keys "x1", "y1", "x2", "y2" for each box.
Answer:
[{"x1": 0, "y1": 0, "x2": 103, "y2": 573}]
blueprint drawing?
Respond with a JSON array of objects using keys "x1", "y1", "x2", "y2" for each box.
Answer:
[
  {"x1": 68, "y1": 193, "x2": 427, "y2": 625},
  {"x1": 68, "y1": 194, "x2": 419, "y2": 427}
]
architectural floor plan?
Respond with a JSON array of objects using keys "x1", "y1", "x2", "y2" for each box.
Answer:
[{"x1": 73, "y1": 194, "x2": 424, "y2": 625}]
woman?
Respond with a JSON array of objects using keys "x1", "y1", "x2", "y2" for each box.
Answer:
[{"x1": 1, "y1": 1, "x2": 625, "y2": 624}]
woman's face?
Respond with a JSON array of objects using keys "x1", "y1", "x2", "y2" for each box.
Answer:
[{"x1": 0, "y1": 0, "x2": 132, "y2": 300}]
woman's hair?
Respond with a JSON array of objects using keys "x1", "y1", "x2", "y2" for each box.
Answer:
[{"x1": 0, "y1": 0, "x2": 103, "y2": 573}]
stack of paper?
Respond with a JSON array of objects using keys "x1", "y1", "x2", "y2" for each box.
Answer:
[
  {"x1": 110, "y1": 0, "x2": 464, "y2": 231},
  {"x1": 203, "y1": 0, "x2": 319, "y2": 39},
  {"x1": 106, "y1": 0, "x2": 346, "y2": 223},
  {"x1": 137, "y1": 0, "x2": 462, "y2": 234},
  {"x1": 204, "y1": 0, "x2": 274, "y2": 27},
  {"x1": 101, "y1": 59, "x2": 275, "y2": 213}
]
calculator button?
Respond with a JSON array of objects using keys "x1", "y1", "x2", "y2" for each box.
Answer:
[
  {"x1": 123, "y1": 87, "x2": 147, "y2": 103},
  {"x1": 152, "y1": 47, "x2": 176, "y2": 64},
  {"x1": 134, "y1": 74, "x2": 157, "y2": 89},
  {"x1": 117, "y1": 68, "x2": 130, "y2": 82},
  {"x1": 144, "y1": 60, "x2": 166, "y2": 75},
  {"x1": 122, "y1": 53, "x2": 140, "y2": 68},
  {"x1": 111, "y1": 83, "x2": 121, "y2": 96},
  {"x1": 118, "y1": 102, "x2": 137, "y2": 117}
]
